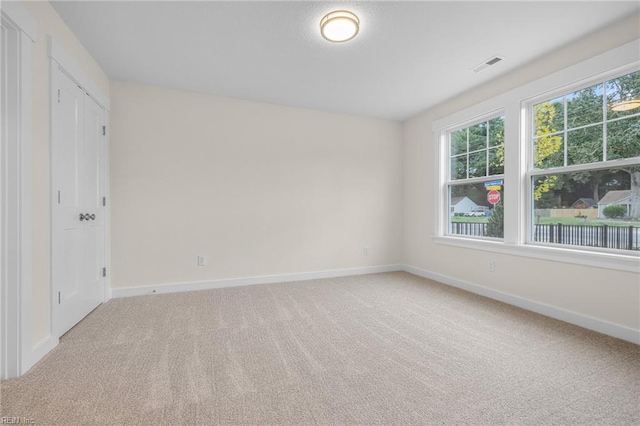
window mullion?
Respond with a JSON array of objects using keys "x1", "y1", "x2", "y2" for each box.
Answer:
[
  {"x1": 563, "y1": 95, "x2": 568, "y2": 167},
  {"x1": 602, "y1": 81, "x2": 608, "y2": 162}
]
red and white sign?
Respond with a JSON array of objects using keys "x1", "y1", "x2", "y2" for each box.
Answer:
[{"x1": 487, "y1": 190, "x2": 501, "y2": 205}]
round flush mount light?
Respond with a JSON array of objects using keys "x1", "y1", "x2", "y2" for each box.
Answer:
[
  {"x1": 320, "y1": 10, "x2": 360, "y2": 43},
  {"x1": 610, "y1": 99, "x2": 640, "y2": 112}
]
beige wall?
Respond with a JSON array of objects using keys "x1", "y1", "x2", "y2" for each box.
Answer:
[
  {"x1": 109, "y1": 81, "x2": 402, "y2": 288},
  {"x1": 402, "y1": 15, "x2": 640, "y2": 331},
  {"x1": 21, "y1": 1, "x2": 110, "y2": 345}
]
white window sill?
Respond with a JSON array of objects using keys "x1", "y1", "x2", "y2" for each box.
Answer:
[{"x1": 432, "y1": 235, "x2": 640, "y2": 273}]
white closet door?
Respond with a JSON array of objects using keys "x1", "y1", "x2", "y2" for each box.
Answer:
[{"x1": 52, "y1": 67, "x2": 105, "y2": 336}]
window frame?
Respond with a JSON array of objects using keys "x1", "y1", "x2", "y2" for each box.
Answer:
[
  {"x1": 444, "y1": 111, "x2": 506, "y2": 241},
  {"x1": 523, "y1": 66, "x2": 640, "y2": 254},
  {"x1": 433, "y1": 39, "x2": 640, "y2": 273}
]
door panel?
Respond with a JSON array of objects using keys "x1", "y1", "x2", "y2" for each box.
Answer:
[
  {"x1": 52, "y1": 67, "x2": 105, "y2": 336},
  {"x1": 60, "y1": 231, "x2": 81, "y2": 300},
  {"x1": 83, "y1": 95, "x2": 102, "y2": 212},
  {"x1": 57, "y1": 74, "x2": 82, "y2": 211}
]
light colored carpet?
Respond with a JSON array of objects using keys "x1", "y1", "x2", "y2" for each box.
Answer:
[{"x1": 1, "y1": 272, "x2": 639, "y2": 425}]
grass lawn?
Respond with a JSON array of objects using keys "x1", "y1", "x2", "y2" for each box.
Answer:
[{"x1": 451, "y1": 216, "x2": 640, "y2": 227}]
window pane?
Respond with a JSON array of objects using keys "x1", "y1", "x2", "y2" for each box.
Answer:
[
  {"x1": 566, "y1": 84, "x2": 603, "y2": 129},
  {"x1": 468, "y1": 122, "x2": 487, "y2": 152},
  {"x1": 468, "y1": 151, "x2": 487, "y2": 178},
  {"x1": 450, "y1": 128, "x2": 467, "y2": 156},
  {"x1": 488, "y1": 116, "x2": 504, "y2": 147},
  {"x1": 449, "y1": 182, "x2": 503, "y2": 239},
  {"x1": 534, "y1": 97, "x2": 563, "y2": 136},
  {"x1": 534, "y1": 134, "x2": 564, "y2": 169},
  {"x1": 531, "y1": 167, "x2": 639, "y2": 251},
  {"x1": 488, "y1": 148, "x2": 504, "y2": 175},
  {"x1": 567, "y1": 125, "x2": 603, "y2": 165},
  {"x1": 607, "y1": 115, "x2": 640, "y2": 161},
  {"x1": 451, "y1": 155, "x2": 467, "y2": 180},
  {"x1": 607, "y1": 70, "x2": 640, "y2": 120}
]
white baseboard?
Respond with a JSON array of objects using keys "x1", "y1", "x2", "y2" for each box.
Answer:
[
  {"x1": 27, "y1": 335, "x2": 59, "y2": 374},
  {"x1": 107, "y1": 263, "x2": 638, "y2": 345},
  {"x1": 111, "y1": 264, "x2": 403, "y2": 298},
  {"x1": 402, "y1": 264, "x2": 640, "y2": 345}
]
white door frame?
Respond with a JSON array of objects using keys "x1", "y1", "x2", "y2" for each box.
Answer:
[
  {"x1": 0, "y1": 2, "x2": 35, "y2": 379},
  {"x1": 49, "y1": 37, "x2": 111, "y2": 340}
]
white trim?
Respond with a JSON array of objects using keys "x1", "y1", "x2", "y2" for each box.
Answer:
[
  {"x1": 111, "y1": 265, "x2": 403, "y2": 298},
  {"x1": 0, "y1": 10, "x2": 34, "y2": 379},
  {"x1": 0, "y1": 1, "x2": 36, "y2": 42},
  {"x1": 30, "y1": 336, "x2": 58, "y2": 367},
  {"x1": 18, "y1": 16, "x2": 33, "y2": 376},
  {"x1": 402, "y1": 264, "x2": 640, "y2": 345},
  {"x1": 47, "y1": 36, "x2": 110, "y2": 111},
  {"x1": 104, "y1": 111, "x2": 112, "y2": 303},
  {"x1": 48, "y1": 58, "x2": 57, "y2": 343}
]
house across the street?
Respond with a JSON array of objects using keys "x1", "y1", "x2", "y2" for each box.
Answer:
[
  {"x1": 572, "y1": 198, "x2": 597, "y2": 209},
  {"x1": 597, "y1": 190, "x2": 631, "y2": 218},
  {"x1": 450, "y1": 196, "x2": 478, "y2": 215}
]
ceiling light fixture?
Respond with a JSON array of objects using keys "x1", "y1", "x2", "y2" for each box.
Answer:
[
  {"x1": 610, "y1": 98, "x2": 640, "y2": 112},
  {"x1": 320, "y1": 10, "x2": 359, "y2": 43}
]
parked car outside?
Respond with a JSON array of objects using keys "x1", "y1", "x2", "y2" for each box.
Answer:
[{"x1": 464, "y1": 206, "x2": 489, "y2": 217}]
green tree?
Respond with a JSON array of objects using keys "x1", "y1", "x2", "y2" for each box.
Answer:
[
  {"x1": 533, "y1": 102, "x2": 563, "y2": 200},
  {"x1": 486, "y1": 201, "x2": 504, "y2": 238},
  {"x1": 565, "y1": 83, "x2": 607, "y2": 200}
]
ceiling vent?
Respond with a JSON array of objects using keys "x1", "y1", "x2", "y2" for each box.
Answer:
[{"x1": 472, "y1": 55, "x2": 504, "y2": 73}]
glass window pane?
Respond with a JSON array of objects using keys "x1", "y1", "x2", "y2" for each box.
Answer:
[
  {"x1": 451, "y1": 155, "x2": 467, "y2": 180},
  {"x1": 488, "y1": 116, "x2": 504, "y2": 147},
  {"x1": 468, "y1": 151, "x2": 487, "y2": 178},
  {"x1": 534, "y1": 97, "x2": 563, "y2": 136},
  {"x1": 607, "y1": 116, "x2": 640, "y2": 161},
  {"x1": 450, "y1": 128, "x2": 467, "y2": 156},
  {"x1": 468, "y1": 122, "x2": 487, "y2": 152},
  {"x1": 607, "y1": 70, "x2": 640, "y2": 120},
  {"x1": 531, "y1": 168, "x2": 639, "y2": 251},
  {"x1": 567, "y1": 125, "x2": 603, "y2": 165},
  {"x1": 488, "y1": 148, "x2": 504, "y2": 175},
  {"x1": 449, "y1": 182, "x2": 503, "y2": 239},
  {"x1": 533, "y1": 134, "x2": 564, "y2": 169},
  {"x1": 566, "y1": 84, "x2": 603, "y2": 129}
]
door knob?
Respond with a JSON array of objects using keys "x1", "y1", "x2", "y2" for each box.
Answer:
[
  {"x1": 79, "y1": 213, "x2": 86, "y2": 221},
  {"x1": 89, "y1": 214, "x2": 96, "y2": 220}
]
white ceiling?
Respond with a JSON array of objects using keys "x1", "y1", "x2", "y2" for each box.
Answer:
[{"x1": 51, "y1": 1, "x2": 639, "y2": 121}]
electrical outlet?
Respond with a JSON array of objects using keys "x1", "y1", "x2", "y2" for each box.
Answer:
[
  {"x1": 487, "y1": 260, "x2": 495, "y2": 272},
  {"x1": 197, "y1": 255, "x2": 206, "y2": 266},
  {"x1": 363, "y1": 246, "x2": 370, "y2": 256}
]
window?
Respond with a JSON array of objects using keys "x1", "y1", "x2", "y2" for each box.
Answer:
[
  {"x1": 434, "y1": 42, "x2": 639, "y2": 271},
  {"x1": 446, "y1": 116, "x2": 505, "y2": 239},
  {"x1": 529, "y1": 70, "x2": 640, "y2": 252}
]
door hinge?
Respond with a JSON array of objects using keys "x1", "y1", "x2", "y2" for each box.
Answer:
[
  {"x1": 58, "y1": 190, "x2": 61, "y2": 204},
  {"x1": 102, "y1": 126, "x2": 106, "y2": 136},
  {"x1": 102, "y1": 196, "x2": 106, "y2": 207},
  {"x1": 102, "y1": 267, "x2": 107, "y2": 277},
  {"x1": 58, "y1": 291, "x2": 61, "y2": 304},
  {"x1": 57, "y1": 89, "x2": 60, "y2": 103}
]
